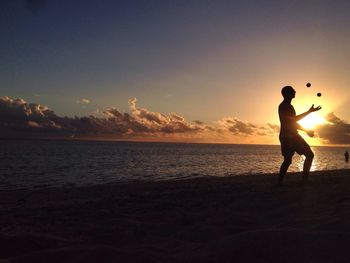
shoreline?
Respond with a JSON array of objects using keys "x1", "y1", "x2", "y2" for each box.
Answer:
[
  {"x1": 1, "y1": 169, "x2": 350, "y2": 262},
  {"x1": 2, "y1": 168, "x2": 350, "y2": 192}
]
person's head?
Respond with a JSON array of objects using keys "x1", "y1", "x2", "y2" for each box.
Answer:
[{"x1": 281, "y1": 86, "x2": 296, "y2": 100}]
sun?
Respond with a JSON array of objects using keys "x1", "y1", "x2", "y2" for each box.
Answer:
[{"x1": 298, "y1": 113, "x2": 327, "y2": 130}]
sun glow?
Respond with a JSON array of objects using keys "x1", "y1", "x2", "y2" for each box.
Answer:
[{"x1": 298, "y1": 113, "x2": 327, "y2": 130}]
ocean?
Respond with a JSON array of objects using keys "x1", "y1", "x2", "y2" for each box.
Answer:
[{"x1": 0, "y1": 140, "x2": 349, "y2": 190}]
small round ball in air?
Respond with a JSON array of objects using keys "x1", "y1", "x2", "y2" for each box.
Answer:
[
  {"x1": 317, "y1": 92, "x2": 322, "y2": 97},
  {"x1": 306, "y1": 83, "x2": 311, "y2": 88}
]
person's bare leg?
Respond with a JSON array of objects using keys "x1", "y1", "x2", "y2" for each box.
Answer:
[
  {"x1": 302, "y1": 150, "x2": 314, "y2": 183},
  {"x1": 279, "y1": 155, "x2": 292, "y2": 186}
]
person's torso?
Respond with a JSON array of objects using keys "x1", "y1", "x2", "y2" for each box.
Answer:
[{"x1": 279, "y1": 101, "x2": 298, "y2": 138}]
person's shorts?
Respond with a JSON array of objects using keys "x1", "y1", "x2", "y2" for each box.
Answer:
[{"x1": 279, "y1": 134, "x2": 311, "y2": 157}]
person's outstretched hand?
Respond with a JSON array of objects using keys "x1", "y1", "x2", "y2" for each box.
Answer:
[
  {"x1": 306, "y1": 130, "x2": 315, "y2": 137},
  {"x1": 309, "y1": 104, "x2": 322, "y2": 113}
]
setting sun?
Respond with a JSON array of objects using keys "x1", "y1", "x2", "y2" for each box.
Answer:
[{"x1": 298, "y1": 113, "x2": 327, "y2": 130}]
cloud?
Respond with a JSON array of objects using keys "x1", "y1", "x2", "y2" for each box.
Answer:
[
  {"x1": 76, "y1": 98, "x2": 91, "y2": 104},
  {"x1": 316, "y1": 113, "x2": 350, "y2": 144},
  {"x1": 0, "y1": 96, "x2": 204, "y2": 138},
  {"x1": 0, "y1": 96, "x2": 57, "y2": 127},
  {"x1": 0, "y1": 96, "x2": 281, "y2": 142},
  {"x1": 127, "y1": 98, "x2": 202, "y2": 134},
  {"x1": 0, "y1": 97, "x2": 350, "y2": 144},
  {"x1": 215, "y1": 117, "x2": 255, "y2": 135},
  {"x1": 214, "y1": 117, "x2": 277, "y2": 137}
]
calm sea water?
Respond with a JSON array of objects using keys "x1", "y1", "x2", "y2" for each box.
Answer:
[{"x1": 0, "y1": 140, "x2": 349, "y2": 190}]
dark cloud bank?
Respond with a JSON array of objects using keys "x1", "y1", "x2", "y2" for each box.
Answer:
[
  {"x1": 0, "y1": 96, "x2": 348, "y2": 144},
  {"x1": 315, "y1": 113, "x2": 350, "y2": 145}
]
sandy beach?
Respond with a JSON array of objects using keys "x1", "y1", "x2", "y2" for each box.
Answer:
[{"x1": 1, "y1": 169, "x2": 350, "y2": 262}]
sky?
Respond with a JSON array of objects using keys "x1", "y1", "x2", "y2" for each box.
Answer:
[{"x1": 1, "y1": 0, "x2": 350, "y2": 145}]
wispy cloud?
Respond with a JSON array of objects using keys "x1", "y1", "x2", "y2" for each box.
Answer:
[{"x1": 76, "y1": 98, "x2": 91, "y2": 104}]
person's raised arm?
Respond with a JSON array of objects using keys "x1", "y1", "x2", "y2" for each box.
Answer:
[{"x1": 295, "y1": 104, "x2": 321, "y2": 121}]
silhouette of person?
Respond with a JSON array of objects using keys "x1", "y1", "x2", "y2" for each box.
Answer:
[
  {"x1": 345, "y1": 151, "x2": 349, "y2": 162},
  {"x1": 278, "y1": 86, "x2": 321, "y2": 185}
]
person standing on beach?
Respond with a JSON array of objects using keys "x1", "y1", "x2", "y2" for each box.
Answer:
[
  {"x1": 278, "y1": 86, "x2": 321, "y2": 185},
  {"x1": 345, "y1": 151, "x2": 349, "y2": 162}
]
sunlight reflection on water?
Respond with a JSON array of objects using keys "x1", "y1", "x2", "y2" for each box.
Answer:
[{"x1": 0, "y1": 140, "x2": 349, "y2": 190}]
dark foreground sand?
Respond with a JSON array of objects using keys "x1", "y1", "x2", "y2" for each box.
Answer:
[{"x1": 1, "y1": 170, "x2": 350, "y2": 262}]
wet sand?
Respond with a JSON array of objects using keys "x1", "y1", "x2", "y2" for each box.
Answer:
[{"x1": 1, "y1": 169, "x2": 350, "y2": 262}]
